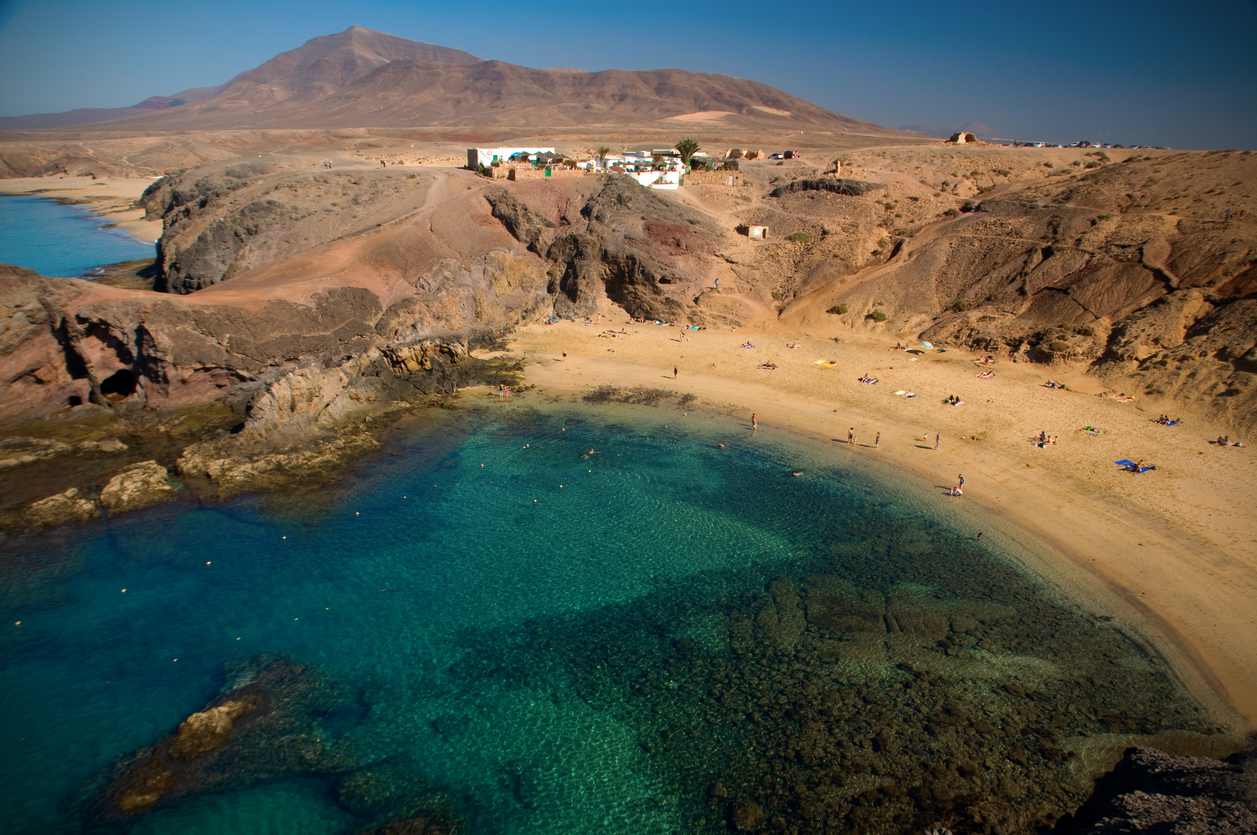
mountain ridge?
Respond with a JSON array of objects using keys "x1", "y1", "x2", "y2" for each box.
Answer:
[{"x1": 0, "y1": 26, "x2": 905, "y2": 136}]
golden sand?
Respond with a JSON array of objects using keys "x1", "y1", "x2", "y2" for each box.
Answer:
[{"x1": 0, "y1": 176, "x2": 163, "y2": 243}]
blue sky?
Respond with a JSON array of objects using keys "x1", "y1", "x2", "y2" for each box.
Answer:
[{"x1": 1, "y1": 0, "x2": 1254, "y2": 148}]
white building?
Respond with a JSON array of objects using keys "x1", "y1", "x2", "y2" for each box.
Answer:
[{"x1": 467, "y1": 147, "x2": 556, "y2": 169}]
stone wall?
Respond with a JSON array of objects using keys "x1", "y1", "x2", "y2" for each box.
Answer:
[{"x1": 505, "y1": 167, "x2": 588, "y2": 181}]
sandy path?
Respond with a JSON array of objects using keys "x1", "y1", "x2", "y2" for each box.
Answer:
[
  {"x1": 505, "y1": 307, "x2": 1257, "y2": 732},
  {"x1": 0, "y1": 175, "x2": 163, "y2": 243}
]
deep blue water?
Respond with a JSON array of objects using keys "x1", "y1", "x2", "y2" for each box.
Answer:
[
  {"x1": 0, "y1": 402, "x2": 1219, "y2": 834},
  {"x1": 0, "y1": 193, "x2": 155, "y2": 277}
]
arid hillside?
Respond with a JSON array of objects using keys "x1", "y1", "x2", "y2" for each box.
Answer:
[
  {"x1": 0, "y1": 26, "x2": 902, "y2": 137},
  {"x1": 1, "y1": 142, "x2": 1255, "y2": 532}
]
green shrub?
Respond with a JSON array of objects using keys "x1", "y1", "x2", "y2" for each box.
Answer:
[
  {"x1": 994, "y1": 168, "x2": 1011, "y2": 177},
  {"x1": 960, "y1": 200, "x2": 977, "y2": 212},
  {"x1": 867, "y1": 310, "x2": 888, "y2": 322},
  {"x1": 951, "y1": 300, "x2": 970, "y2": 312},
  {"x1": 786, "y1": 232, "x2": 811, "y2": 243},
  {"x1": 943, "y1": 208, "x2": 960, "y2": 217},
  {"x1": 827, "y1": 304, "x2": 848, "y2": 315},
  {"x1": 893, "y1": 227, "x2": 909, "y2": 236},
  {"x1": 1048, "y1": 340, "x2": 1070, "y2": 353},
  {"x1": 871, "y1": 249, "x2": 882, "y2": 257}
]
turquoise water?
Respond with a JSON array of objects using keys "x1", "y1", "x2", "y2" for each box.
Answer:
[
  {"x1": 0, "y1": 402, "x2": 1219, "y2": 834},
  {"x1": 0, "y1": 193, "x2": 155, "y2": 277}
]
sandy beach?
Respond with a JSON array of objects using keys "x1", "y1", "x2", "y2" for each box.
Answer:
[
  {"x1": 0, "y1": 175, "x2": 163, "y2": 243},
  {"x1": 507, "y1": 302, "x2": 1257, "y2": 734}
]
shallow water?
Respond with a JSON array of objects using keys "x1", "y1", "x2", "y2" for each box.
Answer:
[
  {"x1": 0, "y1": 400, "x2": 1222, "y2": 834},
  {"x1": 0, "y1": 194, "x2": 154, "y2": 277}
]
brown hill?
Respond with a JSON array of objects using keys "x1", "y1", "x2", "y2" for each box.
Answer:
[
  {"x1": 0, "y1": 26, "x2": 482, "y2": 132},
  {"x1": 0, "y1": 87, "x2": 225, "y2": 131},
  {"x1": 0, "y1": 26, "x2": 899, "y2": 136}
]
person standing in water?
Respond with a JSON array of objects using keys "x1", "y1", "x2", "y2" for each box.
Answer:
[{"x1": 751, "y1": 413, "x2": 758, "y2": 430}]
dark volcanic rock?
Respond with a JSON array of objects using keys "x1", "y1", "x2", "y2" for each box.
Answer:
[
  {"x1": 1066, "y1": 745, "x2": 1257, "y2": 834},
  {"x1": 488, "y1": 175, "x2": 725, "y2": 322},
  {"x1": 160, "y1": 199, "x2": 302, "y2": 293},
  {"x1": 769, "y1": 178, "x2": 883, "y2": 198},
  {"x1": 484, "y1": 188, "x2": 555, "y2": 254}
]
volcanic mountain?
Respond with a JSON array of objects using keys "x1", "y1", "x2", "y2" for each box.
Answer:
[{"x1": 0, "y1": 26, "x2": 898, "y2": 135}]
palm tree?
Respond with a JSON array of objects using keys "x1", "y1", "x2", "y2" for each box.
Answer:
[
  {"x1": 674, "y1": 138, "x2": 701, "y2": 168},
  {"x1": 595, "y1": 146, "x2": 610, "y2": 169}
]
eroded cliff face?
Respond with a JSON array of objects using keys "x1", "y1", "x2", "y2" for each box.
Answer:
[
  {"x1": 763, "y1": 150, "x2": 1257, "y2": 432},
  {"x1": 485, "y1": 175, "x2": 727, "y2": 322}
]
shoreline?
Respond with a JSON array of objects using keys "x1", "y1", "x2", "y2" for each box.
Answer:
[
  {"x1": 506, "y1": 309, "x2": 1257, "y2": 734},
  {"x1": 0, "y1": 175, "x2": 163, "y2": 243}
]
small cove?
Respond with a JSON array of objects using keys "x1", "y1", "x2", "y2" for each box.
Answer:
[
  {"x1": 0, "y1": 398, "x2": 1229, "y2": 834},
  {"x1": 0, "y1": 194, "x2": 155, "y2": 278}
]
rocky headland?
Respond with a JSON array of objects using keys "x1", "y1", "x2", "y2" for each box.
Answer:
[{"x1": 3, "y1": 145, "x2": 1256, "y2": 531}]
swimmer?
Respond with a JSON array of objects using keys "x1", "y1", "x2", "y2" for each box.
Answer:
[{"x1": 791, "y1": 471, "x2": 803, "y2": 477}]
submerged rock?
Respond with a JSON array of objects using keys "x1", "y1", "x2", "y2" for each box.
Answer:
[
  {"x1": 355, "y1": 815, "x2": 462, "y2": 835},
  {"x1": 97, "y1": 655, "x2": 356, "y2": 820}
]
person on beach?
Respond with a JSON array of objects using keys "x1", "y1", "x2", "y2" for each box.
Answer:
[
  {"x1": 935, "y1": 433, "x2": 940, "y2": 450},
  {"x1": 848, "y1": 428, "x2": 855, "y2": 445},
  {"x1": 562, "y1": 352, "x2": 567, "y2": 361},
  {"x1": 673, "y1": 367, "x2": 678, "y2": 380},
  {"x1": 958, "y1": 474, "x2": 965, "y2": 490},
  {"x1": 875, "y1": 432, "x2": 880, "y2": 449},
  {"x1": 752, "y1": 413, "x2": 758, "y2": 429}
]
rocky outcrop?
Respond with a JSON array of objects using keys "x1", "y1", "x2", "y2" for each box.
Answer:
[
  {"x1": 177, "y1": 416, "x2": 388, "y2": 499},
  {"x1": 98, "y1": 461, "x2": 178, "y2": 512},
  {"x1": 489, "y1": 175, "x2": 726, "y2": 321},
  {"x1": 1065, "y1": 745, "x2": 1257, "y2": 833},
  {"x1": 23, "y1": 487, "x2": 99, "y2": 527}
]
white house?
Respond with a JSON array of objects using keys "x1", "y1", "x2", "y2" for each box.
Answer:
[{"x1": 467, "y1": 147, "x2": 556, "y2": 169}]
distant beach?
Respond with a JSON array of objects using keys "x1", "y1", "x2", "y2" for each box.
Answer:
[{"x1": 0, "y1": 175, "x2": 162, "y2": 243}]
